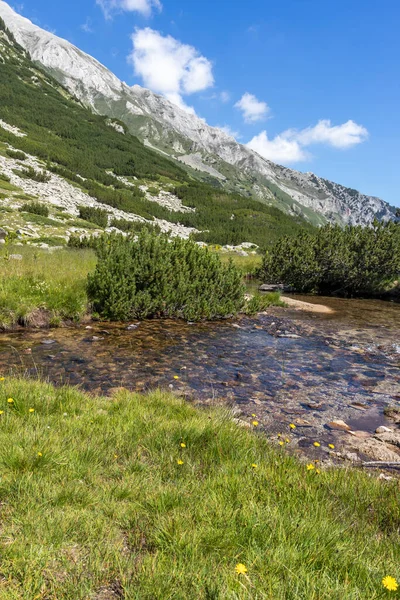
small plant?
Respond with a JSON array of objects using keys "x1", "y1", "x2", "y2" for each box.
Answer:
[
  {"x1": 19, "y1": 201, "x2": 49, "y2": 217},
  {"x1": 244, "y1": 292, "x2": 285, "y2": 315},
  {"x1": 78, "y1": 206, "x2": 109, "y2": 228},
  {"x1": 110, "y1": 218, "x2": 161, "y2": 235},
  {"x1": 0, "y1": 172, "x2": 10, "y2": 182},
  {"x1": 6, "y1": 149, "x2": 27, "y2": 160},
  {"x1": 13, "y1": 166, "x2": 50, "y2": 183}
]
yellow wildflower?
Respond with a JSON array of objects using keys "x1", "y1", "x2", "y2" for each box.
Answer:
[
  {"x1": 285, "y1": 438, "x2": 290, "y2": 443},
  {"x1": 251, "y1": 413, "x2": 256, "y2": 417},
  {"x1": 173, "y1": 376, "x2": 179, "y2": 380},
  {"x1": 279, "y1": 441, "x2": 284, "y2": 447},
  {"x1": 29, "y1": 408, "x2": 35, "y2": 413},
  {"x1": 0, "y1": 377, "x2": 5, "y2": 381},
  {"x1": 7, "y1": 398, "x2": 13, "y2": 404},
  {"x1": 328, "y1": 444, "x2": 335, "y2": 449},
  {"x1": 0, "y1": 411, "x2": 3, "y2": 415},
  {"x1": 382, "y1": 576, "x2": 398, "y2": 592},
  {"x1": 235, "y1": 563, "x2": 248, "y2": 575},
  {"x1": 289, "y1": 423, "x2": 296, "y2": 430},
  {"x1": 313, "y1": 442, "x2": 321, "y2": 447},
  {"x1": 277, "y1": 433, "x2": 282, "y2": 438},
  {"x1": 180, "y1": 443, "x2": 186, "y2": 448},
  {"x1": 252, "y1": 420, "x2": 259, "y2": 427},
  {"x1": 251, "y1": 463, "x2": 258, "y2": 469},
  {"x1": 307, "y1": 463, "x2": 315, "y2": 471},
  {"x1": 37, "y1": 452, "x2": 42, "y2": 457},
  {"x1": 177, "y1": 459, "x2": 184, "y2": 465},
  {"x1": 316, "y1": 469, "x2": 321, "y2": 474},
  {"x1": 114, "y1": 454, "x2": 118, "y2": 459}
]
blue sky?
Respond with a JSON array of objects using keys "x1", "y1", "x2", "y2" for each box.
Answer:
[{"x1": 13, "y1": 0, "x2": 400, "y2": 205}]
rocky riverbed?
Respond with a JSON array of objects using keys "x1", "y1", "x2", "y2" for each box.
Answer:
[{"x1": 0, "y1": 296, "x2": 399, "y2": 469}]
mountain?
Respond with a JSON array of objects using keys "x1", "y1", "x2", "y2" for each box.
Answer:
[
  {"x1": 0, "y1": 13, "x2": 312, "y2": 248},
  {"x1": 0, "y1": 0, "x2": 395, "y2": 228}
]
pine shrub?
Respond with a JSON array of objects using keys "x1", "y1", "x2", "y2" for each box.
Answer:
[
  {"x1": 87, "y1": 232, "x2": 245, "y2": 321},
  {"x1": 261, "y1": 222, "x2": 400, "y2": 296},
  {"x1": 19, "y1": 201, "x2": 49, "y2": 217},
  {"x1": 78, "y1": 206, "x2": 109, "y2": 228}
]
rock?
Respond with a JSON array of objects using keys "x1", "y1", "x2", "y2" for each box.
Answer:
[
  {"x1": 375, "y1": 426, "x2": 393, "y2": 434},
  {"x1": 351, "y1": 438, "x2": 400, "y2": 462},
  {"x1": 374, "y1": 430, "x2": 400, "y2": 448},
  {"x1": 0, "y1": 239, "x2": 5, "y2": 245},
  {"x1": 347, "y1": 430, "x2": 371, "y2": 439},
  {"x1": 294, "y1": 418, "x2": 313, "y2": 427},
  {"x1": 326, "y1": 420, "x2": 351, "y2": 431},
  {"x1": 0, "y1": 227, "x2": 7, "y2": 240},
  {"x1": 41, "y1": 339, "x2": 56, "y2": 345},
  {"x1": 9, "y1": 254, "x2": 22, "y2": 260},
  {"x1": 278, "y1": 333, "x2": 301, "y2": 339},
  {"x1": 378, "y1": 473, "x2": 394, "y2": 481}
]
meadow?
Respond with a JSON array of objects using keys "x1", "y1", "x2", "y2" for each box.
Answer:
[{"x1": 0, "y1": 377, "x2": 398, "y2": 598}]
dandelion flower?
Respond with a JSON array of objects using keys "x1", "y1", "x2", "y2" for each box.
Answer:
[
  {"x1": 316, "y1": 469, "x2": 321, "y2": 474},
  {"x1": 252, "y1": 420, "x2": 259, "y2": 427},
  {"x1": 328, "y1": 444, "x2": 335, "y2": 449},
  {"x1": 251, "y1": 414, "x2": 256, "y2": 418},
  {"x1": 307, "y1": 463, "x2": 315, "y2": 471},
  {"x1": 279, "y1": 441, "x2": 284, "y2": 447},
  {"x1": 114, "y1": 454, "x2": 118, "y2": 459},
  {"x1": 0, "y1": 377, "x2": 5, "y2": 382},
  {"x1": 289, "y1": 423, "x2": 296, "y2": 430},
  {"x1": 313, "y1": 442, "x2": 320, "y2": 447},
  {"x1": 235, "y1": 563, "x2": 248, "y2": 575},
  {"x1": 29, "y1": 408, "x2": 35, "y2": 413},
  {"x1": 180, "y1": 443, "x2": 186, "y2": 448},
  {"x1": 37, "y1": 452, "x2": 42, "y2": 457},
  {"x1": 173, "y1": 376, "x2": 179, "y2": 380},
  {"x1": 285, "y1": 438, "x2": 290, "y2": 443},
  {"x1": 277, "y1": 433, "x2": 282, "y2": 438},
  {"x1": 251, "y1": 463, "x2": 258, "y2": 469},
  {"x1": 0, "y1": 411, "x2": 3, "y2": 415},
  {"x1": 177, "y1": 459, "x2": 184, "y2": 465},
  {"x1": 382, "y1": 576, "x2": 398, "y2": 592},
  {"x1": 7, "y1": 398, "x2": 13, "y2": 404}
]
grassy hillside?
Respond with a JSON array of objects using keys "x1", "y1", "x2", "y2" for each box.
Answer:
[
  {"x1": 0, "y1": 18, "x2": 313, "y2": 247},
  {"x1": 0, "y1": 377, "x2": 398, "y2": 599}
]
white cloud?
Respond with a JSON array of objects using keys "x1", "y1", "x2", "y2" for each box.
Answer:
[
  {"x1": 247, "y1": 131, "x2": 308, "y2": 163},
  {"x1": 217, "y1": 125, "x2": 240, "y2": 140},
  {"x1": 129, "y1": 28, "x2": 214, "y2": 113},
  {"x1": 220, "y1": 91, "x2": 231, "y2": 103},
  {"x1": 290, "y1": 119, "x2": 369, "y2": 149},
  {"x1": 247, "y1": 119, "x2": 368, "y2": 164},
  {"x1": 235, "y1": 92, "x2": 270, "y2": 123},
  {"x1": 97, "y1": 0, "x2": 161, "y2": 19},
  {"x1": 81, "y1": 18, "x2": 94, "y2": 33}
]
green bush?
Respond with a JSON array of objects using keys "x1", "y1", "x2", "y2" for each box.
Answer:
[
  {"x1": 0, "y1": 172, "x2": 10, "y2": 182},
  {"x1": 261, "y1": 222, "x2": 400, "y2": 296},
  {"x1": 110, "y1": 217, "x2": 161, "y2": 235},
  {"x1": 244, "y1": 292, "x2": 285, "y2": 314},
  {"x1": 78, "y1": 206, "x2": 109, "y2": 228},
  {"x1": 6, "y1": 148, "x2": 26, "y2": 160},
  {"x1": 87, "y1": 231, "x2": 245, "y2": 321},
  {"x1": 19, "y1": 201, "x2": 49, "y2": 217},
  {"x1": 13, "y1": 165, "x2": 50, "y2": 183}
]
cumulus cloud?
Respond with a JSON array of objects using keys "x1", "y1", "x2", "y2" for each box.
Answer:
[
  {"x1": 217, "y1": 125, "x2": 240, "y2": 139},
  {"x1": 235, "y1": 92, "x2": 270, "y2": 123},
  {"x1": 129, "y1": 28, "x2": 214, "y2": 113},
  {"x1": 247, "y1": 119, "x2": 368, "y2": 164},
  {"x1": 97, "y1": 0, "x2": 161, "y2": 19}
]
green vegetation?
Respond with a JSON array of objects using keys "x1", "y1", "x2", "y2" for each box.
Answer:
[
  {"x1": 13, "y1": 165, "x2": 50, "y2": 183},
  {"x1": 0, "y1": 18, "x2": 313, "y2": 247},
  {"x1": 0, "y1": 377, "x2": 398, "y2": 599},
  {"x1": 262, "y1": 222, "x2": 400, "y2": 296},
  {"x1": 78, "y1": 205, "x2": 109, "y2": 228},
  {"x1": 88, "y1": 232, "x2": 245, "y2": 321},
  {"x1": 110, "y1": 217, "x2": 161, "y2": 235},
  {"x1": 244, "y1": 291, "x2": 285, "y2": 314},
  {"x1": 19, "y1": 201, "x2": 49, "y2": 217},
  {"x1": 21, "y1": 213, "x2": 64, "y2": 228},
  {"x1": 5, "y1": 148, "x2": 26, "y2": 160},
  {"x1": 0, "y1": 171, "x2": 10, "y2": 182},
  {"x1": 0, "y1": 246, "x2": 95, "y2": 328}
]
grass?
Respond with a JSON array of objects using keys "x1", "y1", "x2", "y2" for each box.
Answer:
[
  {"x1": 0, "y1": 378, "x2": 398, "y2": 599},
  {"x1": 217, "y1": 251, "x2": 262, "y2": 277},
  {"x1": 0, "y1": 246, "x2": 96, "y2": 328}
]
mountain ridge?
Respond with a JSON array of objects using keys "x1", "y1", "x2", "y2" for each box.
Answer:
[{"x1": 0, "y1": 0, "x2": 396, "y2": 227}]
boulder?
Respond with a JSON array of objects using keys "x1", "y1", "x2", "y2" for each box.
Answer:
[
  {"x1": 374, "y1": 430, "x2": 400, "y2": 448},
  {"x1": 352, "y1": 438, "x2": 400, "y2": 462},
  {"x1": 326, "y1": 420, "x2": 351, "y2": 431}
]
